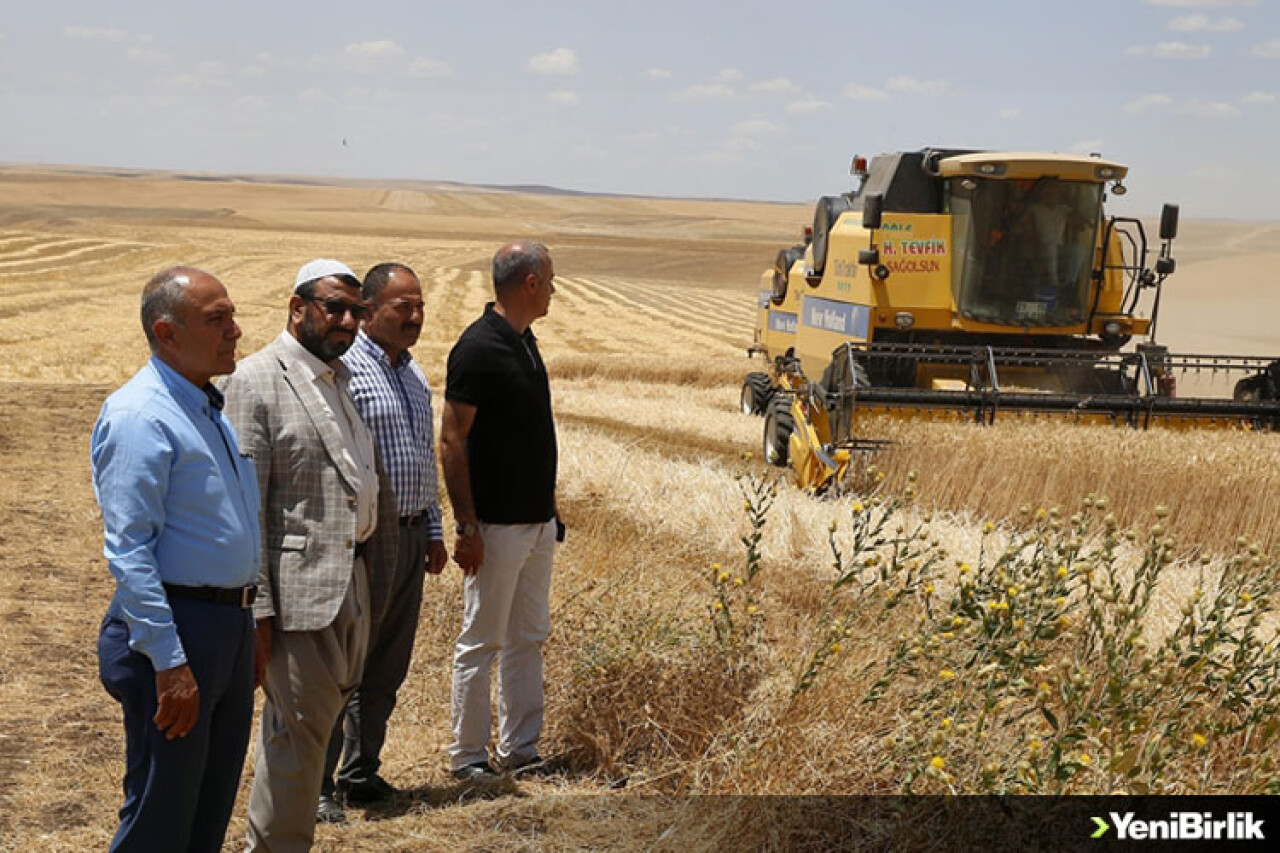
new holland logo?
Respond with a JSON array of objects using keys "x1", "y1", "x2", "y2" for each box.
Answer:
[{"x1": 1092, "y1": 812, "x2": 1265, "y2": 841}]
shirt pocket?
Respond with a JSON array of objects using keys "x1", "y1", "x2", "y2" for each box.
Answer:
[{"x1": 270, "y1": 533, "x2": 308, "y2": 552}]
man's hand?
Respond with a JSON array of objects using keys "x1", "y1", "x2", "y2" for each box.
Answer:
[
  {"x1": 453, "y1": 533, "x2": 484, "y2": 576},
  {"x1": 426, "y1": 539, "x2": 448, "y2": 575},
  {"x1": 253, "y1": 617, "x2": 274, "y2": 688},
  {"x1": 154, "y1": 664, "x2": 200, "y2": 740}
]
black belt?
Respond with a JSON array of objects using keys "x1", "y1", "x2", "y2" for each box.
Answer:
[
  {"x1": 164, "y1": 583, "x2": 257, "y2": 609},
  {"x1": 400, "y1": 513, "x2": 427, "y2": 527}
]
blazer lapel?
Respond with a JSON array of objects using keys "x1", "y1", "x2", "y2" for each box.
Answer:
[{"x1": 274, "y1": 346, "x2": 362, "y2": 494}]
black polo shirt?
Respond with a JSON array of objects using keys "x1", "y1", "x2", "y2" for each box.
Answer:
[{"x1": 445, "y1": 303, "x2": 557, "y2": 524}]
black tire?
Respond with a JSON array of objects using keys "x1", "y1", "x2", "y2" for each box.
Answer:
[
  {"x1": 763, "y1": 395, "x2": 795, "y2": 467},
  {"x1": 740, "y1": 372, "x2": 772, "y2": 416},
  {"x1": 770, "y1": 246, "x2": 805, "y2": 305},
  {"x1": 1234, "y1": 360, "x2": 1279, "y2": 402},
  {"x1": 811, "y1": 195, "x2": 853, "y2": 276}
]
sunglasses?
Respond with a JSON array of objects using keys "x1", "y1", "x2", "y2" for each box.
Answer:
[{"x1": 302, "y1": 295, "x2": 372, "y2": 321}]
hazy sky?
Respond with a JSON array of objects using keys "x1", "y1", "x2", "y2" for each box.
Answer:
[{"x1": 1, "y1": 0, "x2": 1277, "y2": 219}]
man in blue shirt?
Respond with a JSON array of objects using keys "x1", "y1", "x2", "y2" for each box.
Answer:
[
  {"x1": 319, "y1": 262, "x2": 447, "y2": 819},
  {"x1": 91, "y1": 266, "x2": 261, "y2": 853}
]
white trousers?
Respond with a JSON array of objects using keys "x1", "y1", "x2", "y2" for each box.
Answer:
[{"x1": 449, "y1": 519, "x2": 556, "y2": 770}]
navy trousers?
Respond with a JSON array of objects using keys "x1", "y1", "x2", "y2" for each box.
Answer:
[{"x1": 98, "y1": 596, "x2": 255, "y2": 853}]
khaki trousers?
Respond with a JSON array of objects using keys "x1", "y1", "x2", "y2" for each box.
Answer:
[
  {"x1": 246, "y1": 557, "x2": 369, "y2": 853},
  {"x1": 449, "y1": 520, "x2": 556, "y2": 770}
]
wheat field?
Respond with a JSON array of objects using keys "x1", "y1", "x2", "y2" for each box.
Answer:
[{"x1": 0, "y1": 165, "x2": 1277, "y2": 851}]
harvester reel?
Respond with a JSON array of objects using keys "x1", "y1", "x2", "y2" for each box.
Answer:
[
  {"x1": 740, "y1": 371, "x2": 773, "y2": 416},
  {"x1": 822, "y1": 345, "x2": 872, "y2": 445},
  {"x1": 763, "y1": 394, "x2": 795, "y2": 466}
]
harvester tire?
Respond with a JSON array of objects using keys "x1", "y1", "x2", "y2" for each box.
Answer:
[
  {"x1": 811, "y1": 195, "x2": 853, "y2": 276},
  {"x1": 1234, "y1": 360, "x2": 1280, "y2": 402},
  {"x1": 741, "y1": 372, "x2": 773, "y2": 416},
  {"x1": 763, "y1": 395, "x2": 795, "y2": 467}
]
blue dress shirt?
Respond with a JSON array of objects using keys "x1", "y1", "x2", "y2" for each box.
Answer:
[{"x1": 91, "y1": 357, "x2": 261, "y2": 670}]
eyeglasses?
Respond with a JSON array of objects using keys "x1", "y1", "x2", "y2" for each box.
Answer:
[{"x1": 302, "y1": 295, "x2": 372, "y2": 321}]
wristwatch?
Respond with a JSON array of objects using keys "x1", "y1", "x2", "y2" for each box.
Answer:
[{"x1": 456, "y1": 521, "x2": 480, "y2": 538}]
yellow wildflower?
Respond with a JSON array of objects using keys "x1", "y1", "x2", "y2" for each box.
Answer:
[
  {"x1": 930, "y1": 756, "x2": 946, "y2": 771},
  {"x1": 747, "y1": 604, "x2": 759, "y2": 615},
  {"x1": 959, "y1": 563, "x2": 971, "y2": 574},
  {"x1": 1241, "y1": 591, "x2": 1253, "y2": 603},
  {"x1": 1056, "y1": 566, "x2": 1068, "y2": 579},
  {"x1": 712, "y1": 602, "x2": 724, "y2": 612},
  {"x1": 1191, "y1": 732, "x2": 1207, "y2": 749},
  {"x1": 1007, "y1": 585, "x2": 1019, "y2": 598},
  {"x1": 940, "y1": 669, "x2": 956, "y2": 680},
  {"x1": 983, "y1": 522, "x2": 994, "y2": 534},
  {"x1": 852, "y1": 502, "x2": 864, "y2": 514},
  {"x1": 1078, "y1": 754, "x2": 1092, "y2": 766},
  {"x1": 830, "y1": 642, "x2": 843, "y2": 654},
  {"x1": 718, "y1": 572, "x2": 731, "y2": 584},
  {"x1": 924, "y1": 583, "x2": 935, "y2": 596},
  {"x1": 733, "y1": 577, "x2": 744, "y2": 587}
]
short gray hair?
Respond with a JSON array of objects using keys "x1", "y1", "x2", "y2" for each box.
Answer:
[
  {"x1": 140, "y1": 267, "x2": 197, "y2": 349},
  {"x1": 492, "y1": 241, "x2": 549, "y2": 293}
]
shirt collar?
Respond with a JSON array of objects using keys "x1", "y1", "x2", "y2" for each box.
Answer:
[
  {"x1": 277, "y1": 329, "x2": 350, "y2": 384},
  {"x1": 354, "y1": 329, "x2": 412, "y2": 369},
  {"x1": 149, "y1": 356, "x2": 222, "y2": 414},
  {"x1": 482, "y1": 302, "x2": 537, "y2": 346}
]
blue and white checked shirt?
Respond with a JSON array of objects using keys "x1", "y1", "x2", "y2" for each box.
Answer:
[{"x1": 342, "y1": 331, "x2": 443, "y2": 540}]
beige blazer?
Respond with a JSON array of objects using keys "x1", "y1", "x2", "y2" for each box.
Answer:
[{"x1": 221, "y1": 333, "x2": 398, "y2": 632}]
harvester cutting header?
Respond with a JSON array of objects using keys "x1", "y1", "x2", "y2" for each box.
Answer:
[{"x1": 743, "y1": 147, "x2": 1280, "y2": 493}]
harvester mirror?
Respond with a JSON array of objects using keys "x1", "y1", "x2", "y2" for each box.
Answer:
[
  {"x1": 1159, "y1": 204, "x2": 1180, "y2": 241},
  {"x1": 862, "y1": 193, "x2": 883, "y2": 230}
]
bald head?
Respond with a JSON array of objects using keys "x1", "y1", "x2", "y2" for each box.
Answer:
[
  {"x1": 492, "y1": 241, "x2": 550, "y2": 295},
  {"x1": 142, "y1": 266, "x2": 205, "y2": 350}
]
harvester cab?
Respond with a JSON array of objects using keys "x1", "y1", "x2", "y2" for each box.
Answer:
[{"x1": 744, "y1": 147, "x2": 1280, "y2": 494}]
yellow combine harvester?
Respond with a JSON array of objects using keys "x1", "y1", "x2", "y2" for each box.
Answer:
[{"x1": 743, "y1": 147, "x2": 1280, "y2": 493}]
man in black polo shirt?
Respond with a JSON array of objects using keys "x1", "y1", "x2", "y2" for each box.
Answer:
[{"x1": 440, "y1": 240, "x2": 560, "y2": 781}]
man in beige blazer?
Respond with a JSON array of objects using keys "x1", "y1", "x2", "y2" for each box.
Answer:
[{"x1": 222, "y1": 259, "x2": 398, "y2": 853}]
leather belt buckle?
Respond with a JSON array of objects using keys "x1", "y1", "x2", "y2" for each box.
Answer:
[{"x1": 240, "y1": 585, "x2": 257, "y2": 609}]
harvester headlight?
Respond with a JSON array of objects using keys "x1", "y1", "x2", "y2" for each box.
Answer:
[
  {"x1": 1111, "y1": 181, "x2": 1127, "y2": 196},
  {"x1": 960, "y1": 178, "x2": 977, "y2": 191},
  {"x1": 1096, "y1": 166, "x2": 1116, "y2": 179},
  {"x1": 1104, "y1": 320, "x2": 1123, "y2": 336},
  {"x1": 895, "y1": 312, "x2": 915, "y2": 330},
  {"x1": 975, "y1": 162, "x2": 1007, "y2": 176}
]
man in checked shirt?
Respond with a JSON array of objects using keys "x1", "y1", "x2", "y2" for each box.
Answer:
[{"x1": 318, "y1": 262, "x2": 448, "y2": 820}]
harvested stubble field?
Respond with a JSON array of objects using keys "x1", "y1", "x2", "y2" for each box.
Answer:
[{"x1": 1, "y1": 165, "x2": 1278, "y2": 851}]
